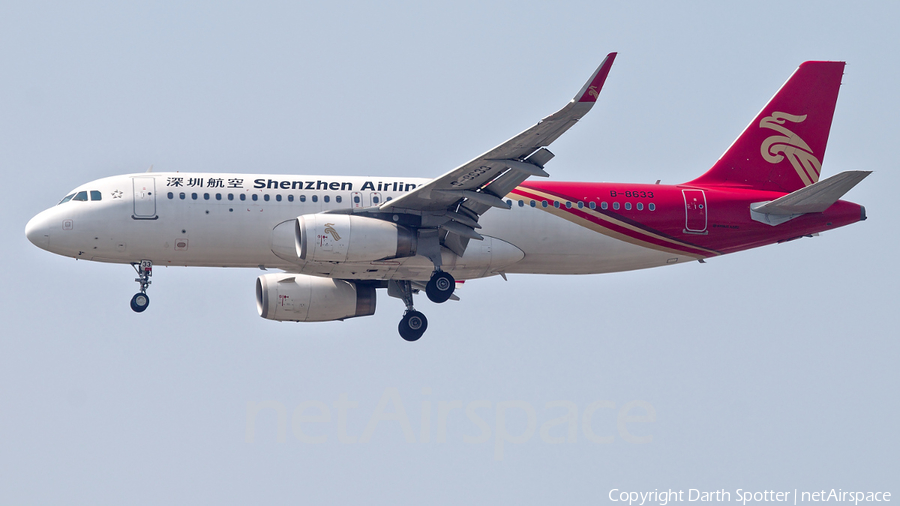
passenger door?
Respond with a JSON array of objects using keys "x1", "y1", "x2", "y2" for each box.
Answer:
[{"x1": 132, "y1": 177, "x2": 157, "y2": 219}]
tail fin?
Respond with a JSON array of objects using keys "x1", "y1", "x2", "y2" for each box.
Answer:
[{"x1": 689, "y1": 61, "x2": 845, "y2": 192}]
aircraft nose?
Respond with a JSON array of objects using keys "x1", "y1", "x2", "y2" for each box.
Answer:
[{"x1": 25, "y1": 212, "x2": 51, "y2": 250}]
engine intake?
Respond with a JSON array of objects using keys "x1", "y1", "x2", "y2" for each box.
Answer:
[{"x1": 256, "y1": 273, "x2": 376, "y2": 322}]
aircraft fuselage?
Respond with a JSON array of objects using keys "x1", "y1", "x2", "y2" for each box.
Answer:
[{"x1": 25, "y1": 172, "x2": 865, "y2": 282}]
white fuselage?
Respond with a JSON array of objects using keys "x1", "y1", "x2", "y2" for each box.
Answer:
[{"x1": 25, "y1": 173, "x2": 695, "y2": 281}]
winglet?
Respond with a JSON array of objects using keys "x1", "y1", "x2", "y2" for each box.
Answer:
[{"x1": 574, "y1": 52, "x2": 617, "y2": 103}]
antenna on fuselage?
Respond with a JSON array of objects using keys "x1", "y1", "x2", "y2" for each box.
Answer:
[{"x1": 146, "y1": 165, "x2": 154, "y2": 173}]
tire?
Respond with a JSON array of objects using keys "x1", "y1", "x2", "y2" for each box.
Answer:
[
  {"x1": 130, "y1": 293, "x2": 150, "y2": 313},
  {"x1": 425, "y1": 271, "x2": 455, "y2": 303},
  {"x1": 398, "y1": 311, "x2": 428, "y2": 341}
]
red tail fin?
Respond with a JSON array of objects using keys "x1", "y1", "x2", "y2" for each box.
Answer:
[{"x1": 689, "y1": 61, "x2": 845, "y2": 192}]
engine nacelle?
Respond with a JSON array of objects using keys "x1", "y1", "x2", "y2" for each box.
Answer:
[
  {"x1": 296, "y1": 214, "x2": 416, "y2": 263},
  {"x1": 256, "y1": 273, "x2": 376, "y2": 322}
]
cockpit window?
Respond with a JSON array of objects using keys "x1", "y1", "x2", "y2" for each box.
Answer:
[
  {"x1": 72, "y1": 191, "x2": 88, "y2": 201},
  {"x1": 58, "y1": 193, "x2": 76, "y2": 205},
  {"x1": 90, "y1": 190, "x2": 102, "y2": 201}
]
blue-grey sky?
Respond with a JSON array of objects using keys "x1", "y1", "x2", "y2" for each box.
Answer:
[{"x1": 1, "y1": 1, "x2": 896, "y2": 504}]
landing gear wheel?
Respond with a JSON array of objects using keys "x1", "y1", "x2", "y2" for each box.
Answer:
[
  {"x1": 130, "y1": 292, "x2": 150, "y2": 313},
  {"x1": 399, "y1": 311, "x2": 428, "y2": 342},
  {"x1": 130, "y1": 260, "x2": 153, "y2": 313},
  {"x1": 426, "y1": 271, "x2": 455, "y2": 303}
]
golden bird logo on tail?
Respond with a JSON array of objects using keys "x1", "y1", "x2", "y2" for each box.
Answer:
[{"x1": 759, "y1": 112, "x2": 822, "y2": 186}]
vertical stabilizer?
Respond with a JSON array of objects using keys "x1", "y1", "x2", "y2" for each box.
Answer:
[{"x1": 689, "y1": 61, "x2": 845, "y2": 192}]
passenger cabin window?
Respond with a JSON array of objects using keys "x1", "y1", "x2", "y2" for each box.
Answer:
[
  {"x1": 336, "y1": 195, "x2": 342, "y2": 203},
  {"x1": 180, "y1": 192, "x2": 186, "y2": 200},
  {"x1": 240, "y1": 194, "x2": 246, "y2": 201},
  {"x1": 216, "y1": 193, "x2": 222, "y2": 200},
  {"x1": 90, "y1": 190, "x2": 102, "y2": 201},
  {"x1": 264, "y1": 194, "x2": 270, "y2": 201},
  {"x1": 276, "y1": 194, "x2": 281, "y2": 202},
  {"x1": 252, "y1": 194, "x2": 258, "y2": 201},
  {"x1": 192, "y1": 193, "x2": 198, "y2": 200},
  {"x1": 73, "y1": 191, "x2": 88, "y2": 201},
  {"x1": 589, "y1": 201, "x2": 596, "y2": 210},
  {"x1": 312, "y1": 195, "x2": 318, "y2": 203},
  {"x1": 324, "y1": 196, "x2": 330, "y2": 203},
  {"x1": 288, "y1": 195, "x2": 294, "y2": 202},
  {"x1": 299, "y1": 195, "x2": 306, "y2": 202}
]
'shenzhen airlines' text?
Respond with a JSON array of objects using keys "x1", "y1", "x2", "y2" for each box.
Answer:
[{"x1": 165, "y1": 176, "x2": 419, "y2": 193}]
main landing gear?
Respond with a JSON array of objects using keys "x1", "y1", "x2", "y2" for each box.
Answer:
[
  {"x1": 391, "y1": 270, "x2": 455, "y2": 342},
  {"x1": 130, "y1": 260, "x2": 152, "y2": 313},
  {"x1": 425, "y1": 270, "x2": 455, "y2": 303},
  {"x1": 392, "y1": 280, "x2": 427, "y2": 342}
]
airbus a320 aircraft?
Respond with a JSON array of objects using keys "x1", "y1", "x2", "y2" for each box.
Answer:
[{"x1": 26, "y1": 53, "x2": 870, "y2": 341}]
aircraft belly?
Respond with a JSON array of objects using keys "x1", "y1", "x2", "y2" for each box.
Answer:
[
  {"x1": 480, "y1": 207, "x2": 690, "y2": 274},
  {"x1": 116, "y1": 203, "x2": 289, "y2": 267}
]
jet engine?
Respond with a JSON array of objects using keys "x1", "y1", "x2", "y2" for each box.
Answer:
[
  {"x1": 256, "y1": 273, "x2": 376, "y2": 322},
  {"x1": 296, "y1": 214, "x2": 416, "y2": 263}
]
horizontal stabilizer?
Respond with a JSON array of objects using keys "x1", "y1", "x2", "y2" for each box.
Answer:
[{"x1": 751, "y1": 170, "x2": 871, "y2": 215}]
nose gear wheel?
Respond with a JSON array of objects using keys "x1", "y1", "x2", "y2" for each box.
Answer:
[{"x1": 130, "y1": 260, "x2": 153, "y2": 313}]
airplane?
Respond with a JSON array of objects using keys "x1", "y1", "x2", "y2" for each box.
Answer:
[{"x1": 25, "y1": 53, "x2": 870, "y2": 341}]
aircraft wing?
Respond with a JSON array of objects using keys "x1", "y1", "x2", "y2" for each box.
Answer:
[{"x1": 378, "y1": 53, "x2": 617, "y2": 255}]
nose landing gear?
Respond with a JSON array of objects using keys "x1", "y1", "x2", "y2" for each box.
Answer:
[
  {"x1": 130, "y1": 260, "x2": 152, "y2": 313},
  {"x1": 130, "y1": 292, "x2": 150, "y2": 312}
]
